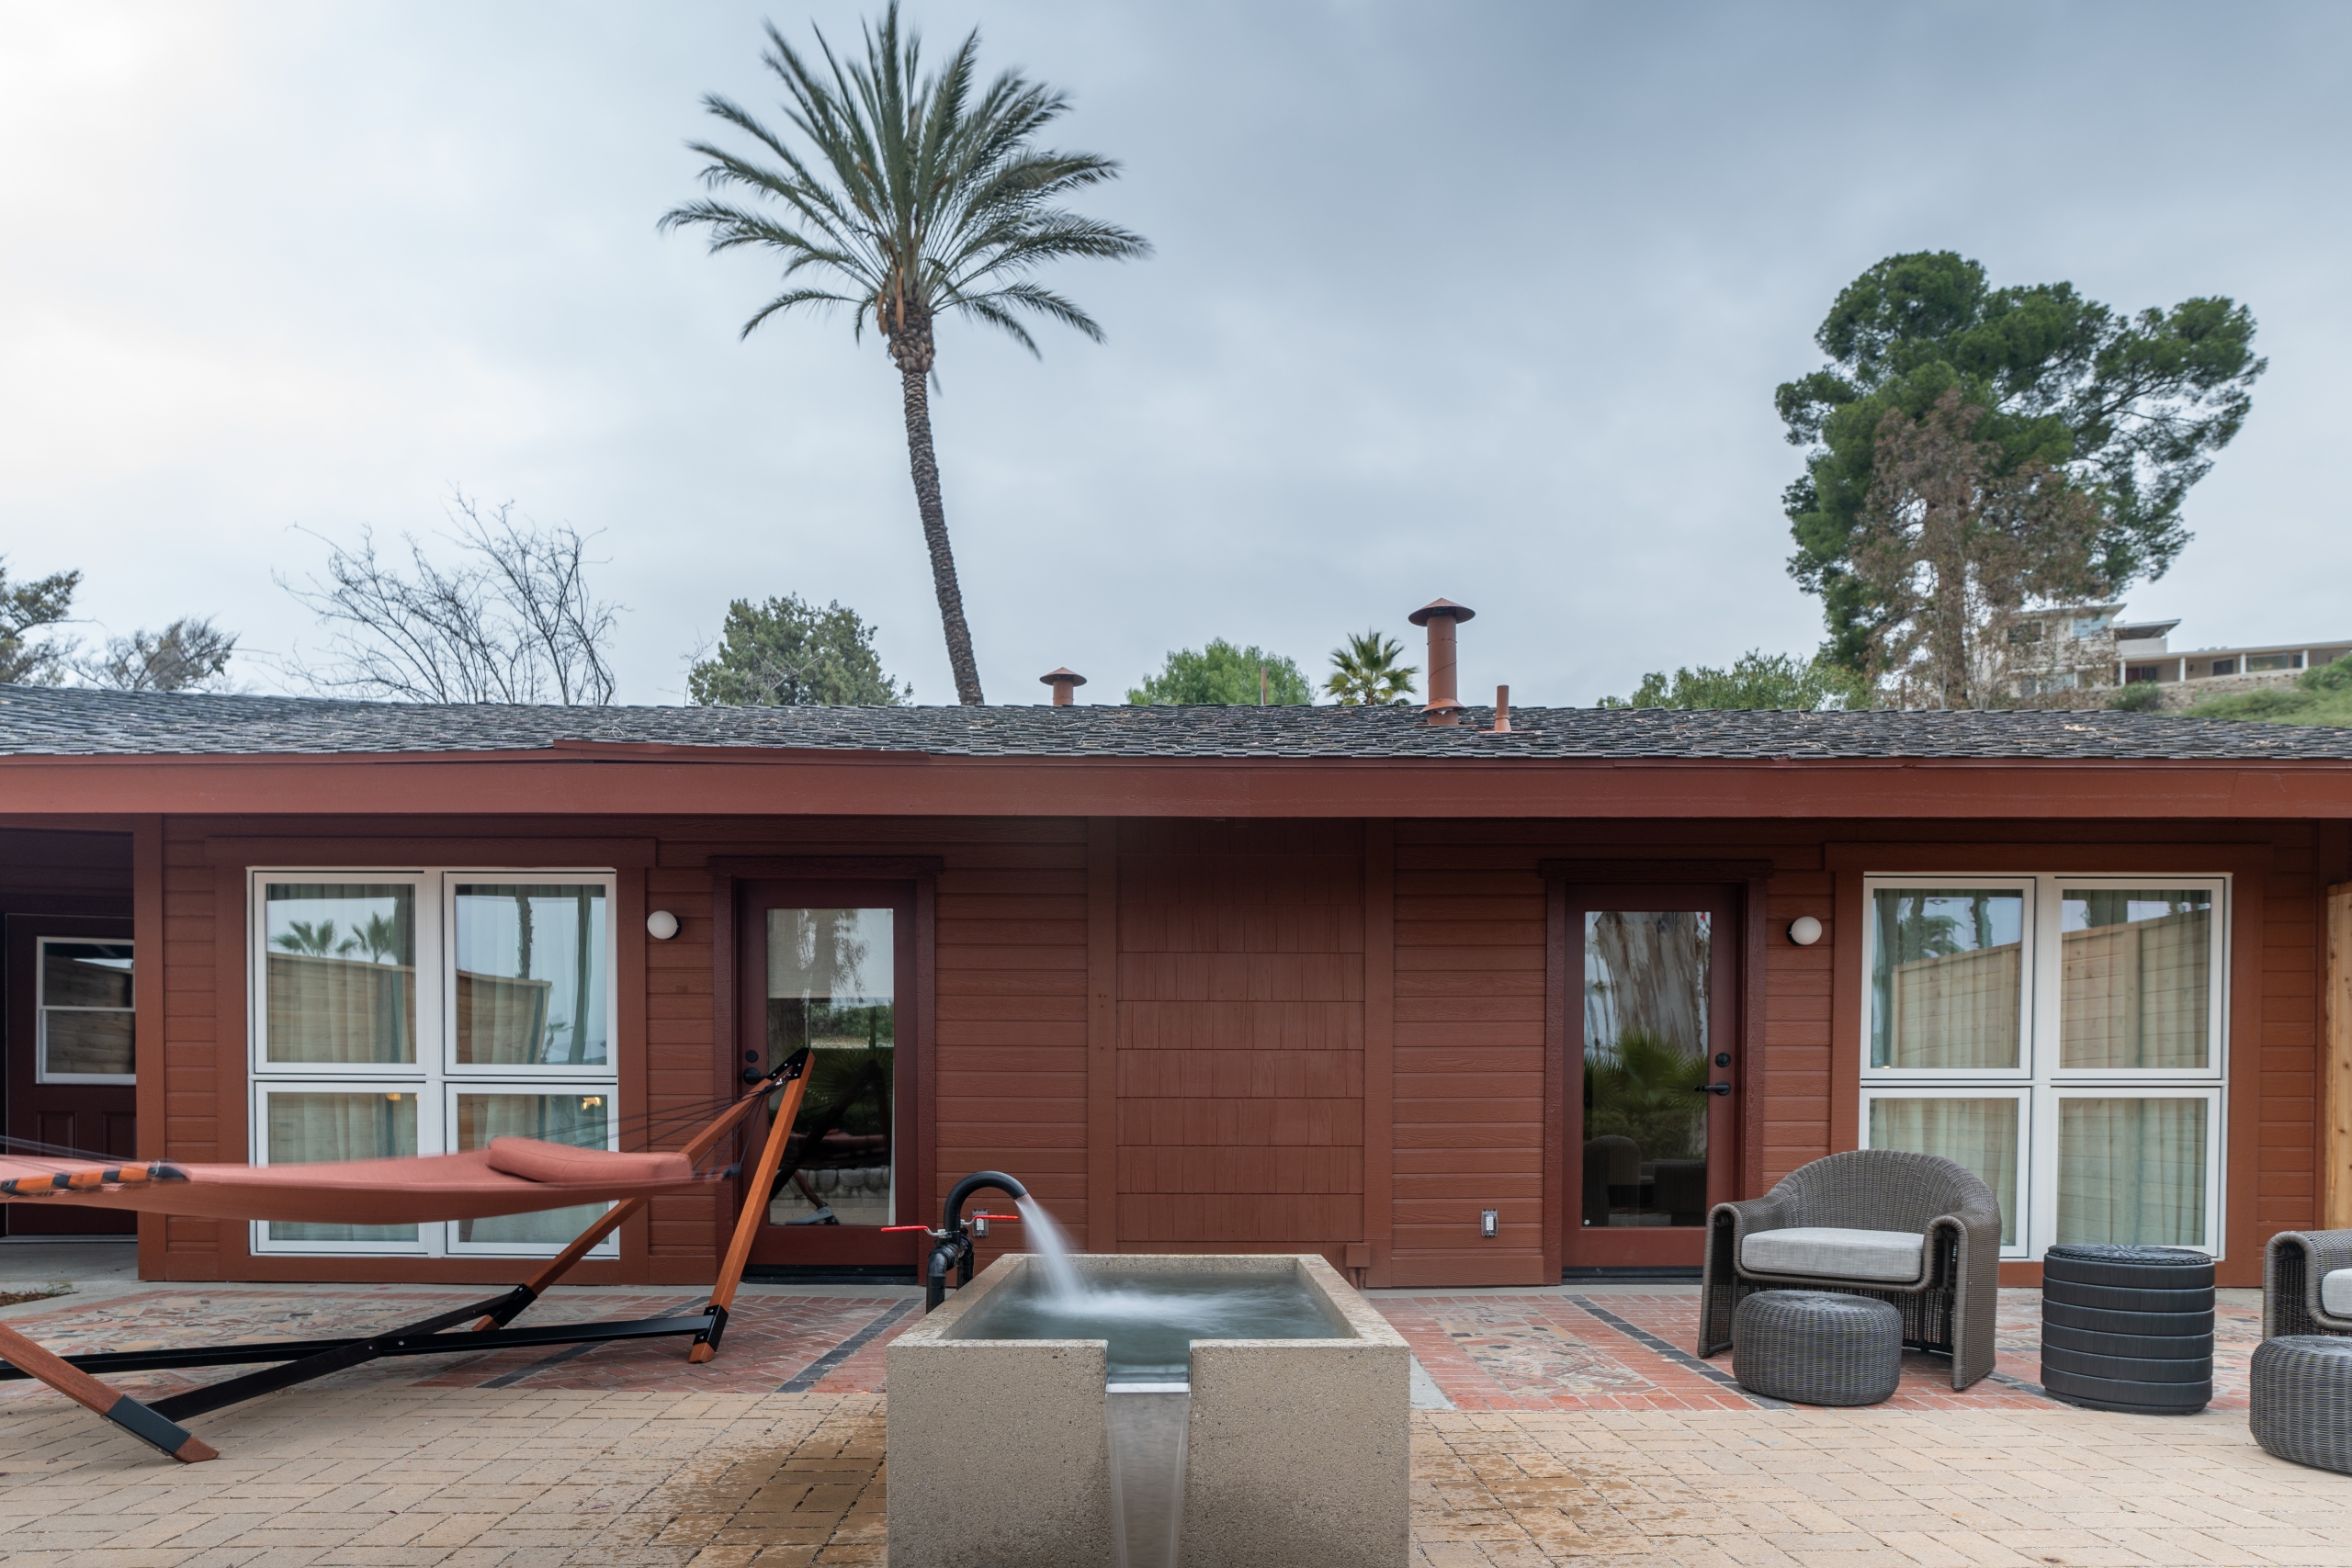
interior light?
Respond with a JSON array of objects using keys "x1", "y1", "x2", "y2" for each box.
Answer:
[{"x1": 582, "y1": 1096, "x2": 604, "y2": 1108}]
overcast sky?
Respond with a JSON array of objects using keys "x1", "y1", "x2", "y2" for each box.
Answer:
[{"x1": 3, "y1": 2, "x2": 2346, "y2": 707}]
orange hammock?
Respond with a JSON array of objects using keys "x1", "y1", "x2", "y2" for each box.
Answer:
[
  {"x1": 0, "y1": 1050, "x2": 820, "y2": 1465},
  {"x1": 0, "y1": 1140, "x2": 711, "y2": 1224}
]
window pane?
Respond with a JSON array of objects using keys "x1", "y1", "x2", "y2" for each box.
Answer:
[
  {"x1": 1869, "y1": 1099, "x2": 2018, "y2": 1247},
  {"x1": 2056, "y1": 1098, "x2": 2208, "y2": 1248},
  {"x1": 454, "y1": 1091, "x2": 612, "y2": 1246},
  {"x1": 42, "y1": 942, "x2": 132, "y2": 1008},
  {"x1": 265, "y1": 1090, "x2": 419, "y2": 1243},
  {"x1": 1582, "y1": 911, "x2": 1712, "y2": 1227},
  {"x1": 452, "y1": 885, "x2": 610, "y2": 1066},
  {"x1": 2060, "y1": 890, "x2": 2212, "y2": 1069},
  {"x1": 264, "y1": 884, "x2": 416, "y2": 1065},
  {"x1": 41, "y1": 1010, "x2": 134, "y2": 1078},
  {"x1": 765, "y1": 908, "x2": 895, "y2": 1227},
  {"x1": 1870, "y1": 890, "x2": 2024, "y2": 1069},
  {"x1": 40, "y1": 941, "x2": 135, "y2": 1079}
]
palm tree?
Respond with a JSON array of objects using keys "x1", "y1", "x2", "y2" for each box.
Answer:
[
  {"x1": 662, "y1": 7, "x2": 1149, "y2": 705},
  {"x1": 1324, "y1": 630, "x2": 1418, "y2": 706}
]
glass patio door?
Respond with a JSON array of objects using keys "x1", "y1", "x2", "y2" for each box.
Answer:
[
  {"x1": 1565, "y1": 888, "x2": 1740, "y2": 1269},
  {"x1": 739, "y1": 880, "x2": 915, "y2": 1269}
]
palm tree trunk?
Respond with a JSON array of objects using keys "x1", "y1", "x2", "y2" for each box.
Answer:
[{"x1": 895, "y1": 351, "x2": 985, "y2": 705}]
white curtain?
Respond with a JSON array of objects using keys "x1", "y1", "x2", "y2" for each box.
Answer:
[
  {"x1": 456, "y1": 1092, "x2": 612, "y2": 1246},
  {"x1": 1869, "y1": 1098, "x2": 2018, "y2": 1246},
  {"x1": 2056, "y1": 1097, "x2": 2208, "y2": 1247},
  {"x1": 266, "y1": 1090, "x2": 419, "y2": 1243}
]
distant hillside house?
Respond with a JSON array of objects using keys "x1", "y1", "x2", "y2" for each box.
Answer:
[
  {"x1": 2007, "y1": 606, "x2": 2349, "y2": 706},
  {"x1": 2008, "y1": 604, "x2": 2124, "y2": 701},
  {"x1": 2118, "y1": 618, "x2": 2352, "y2": 694}
]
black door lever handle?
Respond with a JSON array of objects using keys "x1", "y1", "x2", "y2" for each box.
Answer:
[{"x1": 1695, "y1": 1081, "x2": 1733, "y2": 1096}]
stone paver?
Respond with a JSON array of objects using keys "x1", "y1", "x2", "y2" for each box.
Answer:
[
  {"x1": 0, "y1": 1270, "x2": 2317, "y2": 1563},
  {"x1": 5, "y1": 1387, "x2": 2349, "y2": 1566}
]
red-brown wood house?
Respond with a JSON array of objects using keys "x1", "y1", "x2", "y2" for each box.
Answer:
[{"x1": 1, "y1": 661, "x2": 2346, "y2": 1292}]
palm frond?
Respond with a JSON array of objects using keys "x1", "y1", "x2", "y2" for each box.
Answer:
[
  {"x1": 667, "y1": 0, "x2": 1146, "y2": 360},
  {"x1": 949, "y1": 296, "x2": 1042, "y2": 355},
  {"x1": 741, "y1": 288, "x2": 862, "y2": 338},
  {"x1": 949, "y1": 282, "x2": 1102, "y2": 346}
]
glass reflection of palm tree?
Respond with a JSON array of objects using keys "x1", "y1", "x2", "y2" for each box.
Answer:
[
  {"x1": 768, "y1": 910, "x2": 893, "y2": 1225},
  {"x1": 275, "y1": 911, "x2": 404, "y2": 963}
]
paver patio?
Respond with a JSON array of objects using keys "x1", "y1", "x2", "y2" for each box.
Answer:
[{"x1": 2, "y1": 1245, "x2": 2344, "y2": 1566}]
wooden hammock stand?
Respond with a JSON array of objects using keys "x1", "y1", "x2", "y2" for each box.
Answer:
[{"x1": 0, "y1": 1049, "x2": 814, "y2": 1463}]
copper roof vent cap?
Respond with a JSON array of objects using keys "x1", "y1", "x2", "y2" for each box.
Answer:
[
  {"x1": 1411, "y1": 598, "x2": 1475, "y2": 726},
  {"x1": 1040, "y1": 667, "x2": 1088, "y2": 706},
  {"x1": 1408, "y1": 598, "x2": 1476, "y2": 626}
]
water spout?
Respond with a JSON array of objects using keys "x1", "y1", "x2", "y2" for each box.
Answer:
[{"x1": 1015, "y1": 1195, "x2": 1089, "y2": 1303}]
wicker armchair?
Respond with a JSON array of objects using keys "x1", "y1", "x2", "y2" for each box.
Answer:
[
  {"x1": 2264, "y1": 1230, "x2": 2352, "y2": 1339},
  {"x1": 1699, "y1": 1149, "x2": 2003, "y2": 1391}
]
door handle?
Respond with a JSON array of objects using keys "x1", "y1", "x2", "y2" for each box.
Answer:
[{"x1": 1693, "y1": 1081, "x2": 1733, "y2": 1097}]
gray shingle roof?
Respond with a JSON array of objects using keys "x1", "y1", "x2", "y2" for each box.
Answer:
[{"x1": 0, "y1": 683, "x2": 2346, "y2": 761}]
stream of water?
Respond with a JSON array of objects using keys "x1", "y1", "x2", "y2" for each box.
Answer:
[{"x1": 1013, "y1": 1194, "x2": 1089, "y2": 1301}]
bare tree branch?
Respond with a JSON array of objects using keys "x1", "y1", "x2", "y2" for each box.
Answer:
[{"x1": 276, "y1": 492, "x2": 623, "y2": 705}]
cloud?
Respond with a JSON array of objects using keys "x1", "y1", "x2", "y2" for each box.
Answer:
[{"x1": 3, "y1": 0, "x2": 2346, "y2": 705}]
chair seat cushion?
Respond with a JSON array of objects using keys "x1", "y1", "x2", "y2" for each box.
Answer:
[
  {"x1": 1741, "y1": 1226, "x2": 1925, "y2": 1282},
  {"x1": 2320, "y1": 1269, "x2": 2352, "y2": 1317}
]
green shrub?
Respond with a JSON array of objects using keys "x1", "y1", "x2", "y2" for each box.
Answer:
[
  {"x1": 2301, "y1": 652, "x2": 2352, "y2": 694},
  {"x1": 2187, "y1": 653, "x2": 2352, "y2": 728},
  {"x1": 2108, "y1": 682, "x2": 2164, "y2": 713}
]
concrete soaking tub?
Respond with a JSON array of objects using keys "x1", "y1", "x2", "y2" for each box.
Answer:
[{"x1": 886, "y1": 1252, "x2": 1408, "y2": 1568}]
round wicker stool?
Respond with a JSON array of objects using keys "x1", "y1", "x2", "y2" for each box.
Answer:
[
  {"x1": 1733, "y1": 1291, "x2": 1902, "y2": 1406},
  {"x1": 2251, "y1": 1337, "x2": 2352, "y2": 1473}
]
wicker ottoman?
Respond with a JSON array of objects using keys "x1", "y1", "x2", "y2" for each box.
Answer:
[
  {"x1": 1733, "y1": 1291, "x2": 1902, "y2": 1405},
  {"x1": 2252, "y1": 1337, "x2": 2352, "y2": 1472}
]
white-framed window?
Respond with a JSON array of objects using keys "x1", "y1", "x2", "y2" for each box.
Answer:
[
  {"x1": 37, "y1": 937, "x2": 137, "y2": 1084},
  {"x1": 1861, "y1": 1088, "x2": 2028, "y2": 1250},
  {"x1": 1860, "y1": 875, "x2": 2227, "y2": 1260},
  {"x1": 248, "y1": 868, "x2": 619, "y2": 1258}
]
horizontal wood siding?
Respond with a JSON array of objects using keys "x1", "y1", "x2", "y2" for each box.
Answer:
[
  {"x1": 1389, "y1": 840, "x2": 1548, "y2": 1286},
  {"x1": 160, "y1": 825, "x2": 220, "y2": 1269},
  {"x1": 2260, "y1": 836, "x2": 2321, "y2": 1240},
  {"x1": 119, "y1": 811, "x2": 2335, "y2": 1290},
  {"x1": 1115, "y1": 820, "x2": 1363, "y2": 1262}
]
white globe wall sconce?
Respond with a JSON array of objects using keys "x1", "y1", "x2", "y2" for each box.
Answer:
[
  {"x1": 647, "y1": 910, "x2": 681, "y2": 942},
  {"x1": 1787, "y1": 916, "x2": 1823, "y2": 946}
]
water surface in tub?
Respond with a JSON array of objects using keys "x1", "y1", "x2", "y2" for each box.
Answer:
[{"x1": 949, "y1": 1269, "x2": 1349, "y2": 1380}]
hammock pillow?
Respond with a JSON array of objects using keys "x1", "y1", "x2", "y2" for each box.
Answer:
[{"x1": 485, "y1": 1137, "x2": 694, "y2": 1186}]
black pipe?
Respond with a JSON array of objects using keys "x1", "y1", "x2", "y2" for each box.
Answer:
[
  {"x1": 943, "y1": 1169, "x2": 1028, "y2": 1233},
  {"x1": 924, "y1": 1237, "x2": 966, "y2": 1312},
  {"x1": 922, "y1": 1170, "x2": 1031, "y2": 1311}
]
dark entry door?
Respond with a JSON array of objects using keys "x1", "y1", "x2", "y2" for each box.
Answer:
[
  {"x1": 1561, "y1": 886, "x2": 1740, "y2": 1269},
  {"x1": 735, "y1": 880, "x2": 917, "y2": 1269},
  {"x1": 5, "y1": 916, "x2": 138, "y2": 1235}
]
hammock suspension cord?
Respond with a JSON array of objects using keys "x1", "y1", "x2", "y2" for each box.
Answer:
[{"x1": 0, "y1": 1049, "x2": 817, "y2": 1465}]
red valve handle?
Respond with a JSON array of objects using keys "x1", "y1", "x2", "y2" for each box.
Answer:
[
  {"x1": 880, "y1": 1224, "x2": 934, "y2": 1235},
  {"x1": 970, "y1": 1212, "x2": 1023, "y2": 1224}
]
